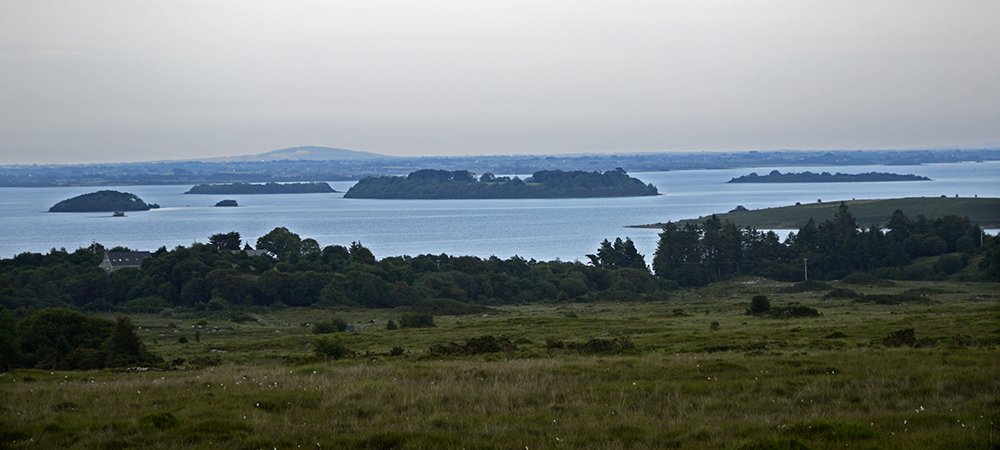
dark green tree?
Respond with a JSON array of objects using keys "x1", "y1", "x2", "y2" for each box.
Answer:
[
  {"x1": 209, "y1": 231, "x2": 242, "y2": 251},
  {"x1": 349, "y1": 242, "x2": 377, "y2": 265},
  {"x1": 587, "y1": 237, "x2": 647, "y2": 270},
  {"x1": 747, "y1": 295, "x2": 771, "y2": 315},
  {"x1": 256, "y1": 227, "x2": 302, "y2": 259}
]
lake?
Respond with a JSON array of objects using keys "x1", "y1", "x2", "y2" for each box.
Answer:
[{"x1": 1, "y1": 161, "x2": 997, "y2": 261}]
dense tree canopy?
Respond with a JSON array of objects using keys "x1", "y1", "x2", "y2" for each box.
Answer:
[
  {"x1": 49, "y1": 190, "x2": 158, "y2": 212},
  {"x1": 3, "y1": 308, "x2": 159, "y2": 370},
  {"x1": 728, "y1": 170, "x2": 930, "y2": 183},
  {"x1": 344, "y1": 168, "x2": 659, "y2": 199},
  {"x1": 653, "y1": 204, "x2": 991, "y2": 286},
  {"x1": 1, "y1": 205, "x2": 995, "y2": 358}
]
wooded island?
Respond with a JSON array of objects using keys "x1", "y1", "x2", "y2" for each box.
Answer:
[
  {"x1": 48, "y1": 190, "x2": 159, "y2": 212},
  {"x1": 728, "y1": 170, "x2": 930, "y2": 183},
  {"x1": 344, "y1": 168, "x2": 659, "y2": 199},
  {"x1": 185, "y1": 182, "x2": 335, "y2": 194}
]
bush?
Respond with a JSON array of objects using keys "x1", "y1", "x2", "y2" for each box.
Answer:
[
  {"x1": 399, "y1": 312, "x2": 435, "y2": 328},
  {"x1": 385, "y1": 320, "x2": 398, "y2": 330},
  {"x1": 840, "y1": 272, "x2": 876, "y2": 285},
  {"x1": 312, "y1": 317, "x2": 347, "y2": 334},
  {"x1": 903, "y1": 264, "x2": 937, "y2": 280},
  {"x1": 933, "y1": 253, "x2": 964, "y2": 275},
  {"x1": 428, "y1": 335, "x2": 517, "y2": 356},
  {"x1": 768, "y1": 303, "x2": 821, "y2": 318},
  {"x1": 824, "y1": 288, "x2": 860, "y2": 299},
  {"x1": 229, "y1": 312, "x2": 256, "y2": 323},
  {"x1": 139, "y1": 412, "x2": 179, "y2": 430},
  {"x1": 747, "y1": 295, "x2": 771, "y2": 315},
  {"x1": 408, "y1": 298, "x2": 494, "y2": 315},
  {"x1": 568, "y1": 337, "x2": 636, "y2": 355},
  {"x1": 779, "y1": 280, "x2": 833, "y2": 293},
  {"x1": 313, "y1": 335, "x2": 350, "y2": 360}
]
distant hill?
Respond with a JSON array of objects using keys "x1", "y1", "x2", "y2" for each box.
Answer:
[
  {"x1": 223, "y1": 146, "x2": 386, "y2": 161},
  {"x1": 630, "y1": 197, "x2": 1000, "y2": 229}
]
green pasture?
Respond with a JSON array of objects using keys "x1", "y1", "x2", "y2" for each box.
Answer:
[{"x1": 2, "y1": 278, "x2": 998, "y2": 449}]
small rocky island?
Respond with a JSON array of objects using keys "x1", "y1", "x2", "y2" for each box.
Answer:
[
  {"x1": 344, "y1": 168, "x2": 659, "y2": 199},
  {"x1": 214, "y1": 199, "x2": 238, "y2": 207},
  {"x1": 728, "y1": 170, "x2": 930, "y2": 183},
  {"x1": 185, "y1": 182, "x2": 336, "y2": 194},
  {"x1": 49, "y1": 190, "x2": 159, "y2": 212}
]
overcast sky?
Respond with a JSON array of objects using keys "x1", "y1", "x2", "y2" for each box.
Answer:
[{"x1": 2, "y1": 1, "x2": 998, "y2": 165}]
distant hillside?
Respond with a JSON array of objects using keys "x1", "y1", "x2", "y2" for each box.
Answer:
[
  {"x1": 250, "y1": 146, "x2": 385, "y2": 161},
  {"x1": 631, "y1": 197, "x2": 1000, "y2": 229}
]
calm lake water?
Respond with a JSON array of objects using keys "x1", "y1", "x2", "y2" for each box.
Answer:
[{"x1": 1, "y1": 162, "x2": 997, "y2": 261}]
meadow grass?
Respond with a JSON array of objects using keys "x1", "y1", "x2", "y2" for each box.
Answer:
[{"x1": 2, "y1": 278, "x2": 997, "y2": 449}]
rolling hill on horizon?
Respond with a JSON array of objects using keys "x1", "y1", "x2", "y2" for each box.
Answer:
[{"x1": 208, "y1": 146, "x2": 387, "y2": 162}]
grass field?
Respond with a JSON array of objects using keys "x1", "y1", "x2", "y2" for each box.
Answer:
[{"x1": 2, "y1": 278, "x2": 998, "y2": 449}]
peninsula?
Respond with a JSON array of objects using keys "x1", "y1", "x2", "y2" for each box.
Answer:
[
  {"x1": 49, "y1": 190, "x2": 159, "y2": 212},
  {"x1": 185, "y1": 182, "x2": 336, "y2": 195},
  {"x1": 728, "y1": 170, "x2": 930, "y2": 183},
  {"x1": 343, "y1": 168, "x2": 659, "y2": 199},
  {"x1": 630, "y1": 197, "x2": 1000, "y2": 229}
]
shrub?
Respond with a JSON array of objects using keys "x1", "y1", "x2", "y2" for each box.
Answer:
[
  {"x1": 139, "y1": 412, "x2": 179, "y2": 430},
  {"x1": 313, "y1": 335, "x2": 350, "y2": 360},
  {"x1": 545, "y1": 338, "x2": 565, "y2": 349},
  {"x1": 229, "y1": 312, "x2": 256, "y2": 323},
  {"x1": 428, "y1": 335, "x2": 517, "y2": 356},
  {"x1": 768, "y1": 303, "x2": 821, "y2": 318},
  {"x1": 840, "y1": 272, "x2": 876, "y2": 285},
  {"x1": 824, "y1": 288, "x2": 860, "y2": 299},
  {"x1": 882, "y1": 328, "x2": 915, "y2": 347},
  {"x1": 385, "y1": 320, "x2": 398, "y2": 330},
  {"x1": 747, "y1": 295, "x2": 771, "y2": 315},
  {"x1": 779, "y1": 280, "x2": 833, "y2": 293},
  {"x1": 408, "y1": 298, "x2": 494, "y2": 315},
  {"x1": 568, "y1": 337, "x2": 635, "y2": 355},
  {"x1": 312, "y1": 317, "x2": 347, "y2": 334},
  {"x1": 399, "y1": 312, "x2": 435, "y2": 328},
  {"x1": 933, "y1": 253, "x2": 964, "y2": 275}
]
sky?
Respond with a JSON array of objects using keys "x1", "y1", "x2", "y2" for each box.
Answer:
[{"x1": 1, "y1": 1, "x2": 998, "y2": 165}]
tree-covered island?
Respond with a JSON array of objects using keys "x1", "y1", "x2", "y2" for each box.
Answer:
[
  {"x1": 48, "y1": 190, "x2": 159, "y2": 212},
  {"x1": 344, "y1": 168, "x2": 659, "y2": 199},
  {"x1": 185, "y1": 182, "x2": 336, "y2": 194},
  {"x1": 728, "y1": 170, "x2": 930, "y2": 183}
]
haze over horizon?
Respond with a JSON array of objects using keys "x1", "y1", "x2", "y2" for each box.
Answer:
[{"x1": 2, "y1": 2, "x2": 998, "y2": 166}]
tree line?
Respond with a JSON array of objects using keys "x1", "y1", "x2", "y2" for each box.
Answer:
[
  {"x1": 654, "y1": 203, "x2": 996, "y2": 286},
  {"x1": 1, "y1": 204, "x2": 996, "y2": 319}
]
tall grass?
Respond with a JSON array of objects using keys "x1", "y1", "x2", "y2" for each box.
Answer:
[{"x1": 2, "y1": 278, "x2": 997, "y2": 449}]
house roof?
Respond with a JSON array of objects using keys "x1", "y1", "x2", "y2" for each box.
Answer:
[{"x1": 101, "y1": 251, "x2": 152, "y2": 272}]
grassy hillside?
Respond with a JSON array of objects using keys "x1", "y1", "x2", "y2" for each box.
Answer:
[
  {"x1": 633, "y1": 197, "x2": 1000, "y2": 229},
  {"x1": 1, "y1": 278, "x2": 997, "y2": 449}
]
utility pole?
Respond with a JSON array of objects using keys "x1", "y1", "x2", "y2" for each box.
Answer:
[{"x1": 803, "y1": 258, "x2": 809, "y2": 281}]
